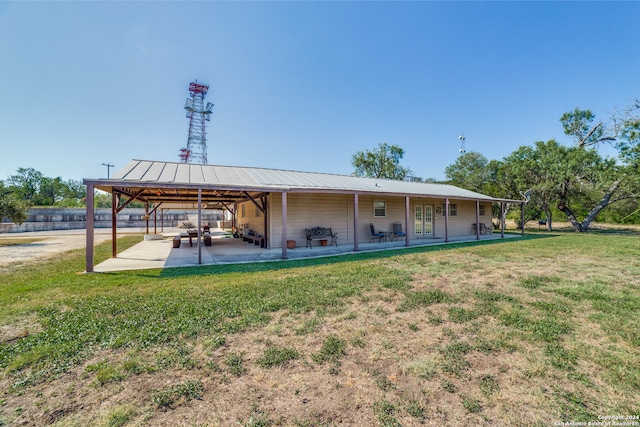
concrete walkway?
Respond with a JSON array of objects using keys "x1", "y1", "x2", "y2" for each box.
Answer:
[{"x1": 93, "y1": 228, "x2": 521, "y2": 272}]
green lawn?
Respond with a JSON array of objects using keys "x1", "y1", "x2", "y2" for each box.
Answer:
[{"x1": 0, "y1": 232, "x2": 638, "y2": 426}]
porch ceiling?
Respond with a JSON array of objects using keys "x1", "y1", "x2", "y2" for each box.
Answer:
[{"x1": 92, "y1": 182, "x2": 266, "y2": 208}]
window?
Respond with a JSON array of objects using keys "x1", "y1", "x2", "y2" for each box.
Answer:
[
  {"x1": 479, "y1": 204, "x2": 485, "y2": 216},
  {"x1": 241, "y1": 203, "x2": 246, "y2": 218},
  {"x1": 441, "y1": 203, "x2": 458, "y2": 216},
  {"x1": 374, "y1": 201, "x2": 386, "y2": 217}
]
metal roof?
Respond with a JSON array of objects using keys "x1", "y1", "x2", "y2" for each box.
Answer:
[{"x1": 84, "y1": 159, "x2": 522, "y2": 204}]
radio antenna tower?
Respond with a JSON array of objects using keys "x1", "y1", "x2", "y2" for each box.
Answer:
[{"x1": 180, "y1": 80, "x2": 214, "y2": 164}]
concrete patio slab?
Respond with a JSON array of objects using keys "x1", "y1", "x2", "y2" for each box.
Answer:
[{"x1": 93, "y1": 228, "x2": 521, "y2": 273}]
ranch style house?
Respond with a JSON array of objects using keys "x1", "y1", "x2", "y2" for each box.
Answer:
[{"x1": 83, "y1": 160, "x2": 525, "y2": 272}]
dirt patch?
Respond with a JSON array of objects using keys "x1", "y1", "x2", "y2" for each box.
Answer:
[{"x1": 0, "y1": 229, "x2": 143, "y2": 272}]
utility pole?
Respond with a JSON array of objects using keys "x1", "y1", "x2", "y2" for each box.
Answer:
[{"x1": 101, "y1": 163, "x2": 114, "y2": 179}]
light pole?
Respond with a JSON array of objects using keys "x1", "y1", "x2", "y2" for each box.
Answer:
[{"x1": 101, "y1": 163, "x2": 114, "y2": 179}]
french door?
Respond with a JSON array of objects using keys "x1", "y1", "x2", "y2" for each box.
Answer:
[{"x1": 414, "y1": 205, "x2": 434, "y2": 237}]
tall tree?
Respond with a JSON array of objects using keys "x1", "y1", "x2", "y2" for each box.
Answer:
[
  {"x1": 560, "y1": 108, "x2": 616, "y2": 148},
  {"x1": 444, "y1": 152, "x2": 491, "y2": 193},
  {"x1": 352, "y1": 143, "x2": 413, "y2": 180},
  {"x1": 615, "y1": 98, "x2": 640, "y2": 164},
  {"x1": 559, "y1": 106, "x2": 640, "y2": 231},
  {"x1": 6, "y1": 168, "x2": 43, "y2": 203}
]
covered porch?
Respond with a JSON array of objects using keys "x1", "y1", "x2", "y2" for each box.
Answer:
[
  {"x1": 93, "y1": 227, "x2": 520, "y2": 272},
  {"x1": 84, "y1": 160, "x2": 525, "y2": 273}
]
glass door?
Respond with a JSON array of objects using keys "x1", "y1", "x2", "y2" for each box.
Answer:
[
  {"x1": 414, "y1": 206, "x2": 423, "y2": 236},
  {"x1": 414, "y1": 205, "x2": 434, "y2": 237},
  {"x1": 424, "y1": 205, "x2": 433, "y2": 236}
]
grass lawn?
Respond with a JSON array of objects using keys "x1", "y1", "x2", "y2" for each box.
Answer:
[{"x1": 0, "y1": 232, "x2": 639, "y2": 426}]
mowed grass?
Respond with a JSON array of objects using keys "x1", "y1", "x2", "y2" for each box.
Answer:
[{"x1": 0, "y1": 232, "x2": 639, "y2": 426}]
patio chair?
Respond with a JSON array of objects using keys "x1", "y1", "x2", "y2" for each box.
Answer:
[
  {"x1": 391, "y1": 222, "x2": 406, "y2": 241},
  {"x1": 369, "y1": 223, "x2": 385, "y2": 243}
]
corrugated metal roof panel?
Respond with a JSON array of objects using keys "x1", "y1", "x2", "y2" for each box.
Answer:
[
  {"x1": 191, "y1": 164, "x2": 205, "y2": 184},
  {"x1": 143, "y1": 162, "x2": 167, "y2": 182},
  {"x1": 100, "y1": 160, "x2": 516, "y2": 202},
  {"x1": 111, "y1": 160, "x2": 139, "y2": 180},
  {"x1": 202, "y1": 165, "x2": 218, "y2": 184},
  {"x1": 214, "y1": 166, "x2": 260, "y2": 187},
  {"x1": 174, "y1": 163, "x2": 191, "y2": 183},
  {"x1": 157, "y1": 162, "x2": 178, "y2": 182}
]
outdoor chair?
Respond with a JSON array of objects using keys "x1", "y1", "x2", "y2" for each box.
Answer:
[
  {"x1": 369, "y1": 223, "x2": 385, "y2": 243},
  {"x1": 391, "y1": 222, "x2": 406, "y2": 241}
]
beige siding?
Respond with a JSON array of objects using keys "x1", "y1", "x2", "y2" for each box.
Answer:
[
  {"x1": 357, "y1": 195, "x2": 407, "y2": 241},
  {"x1": 269, "y1": 193, "x2": 353, "y2": 248},
  {"x1": 265, "y1": 193, "x2": 495, "y2": 248},
  {"x1": 237, "y1": 201, "x2": 266, "y2": 236}
]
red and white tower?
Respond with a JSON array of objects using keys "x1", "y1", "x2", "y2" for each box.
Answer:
[{"x1": 180, "y1": 80, "x2": 213, "y2": 164}]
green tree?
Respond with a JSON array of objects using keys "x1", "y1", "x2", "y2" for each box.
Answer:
[
  {"x1": 560, "y1": 108, "x2": 615, "y2": 148},
  {"x1": 3, "y1": 168, "x2": 86, "y2": 207},
  {"x1": 37, "y1": 176, "x2": 65, "y2": 205},
  {"x1": 6, "y1": 167, "x2": 43, "y2": 203},
  {"x1": 615, "y1": 98, "x2": 640, "y2": 164},
  {"x1": 0, "y1": 195, "x2": 30, "y2": 224},
  {"x1": 444, "y1": 152, "x2": 491, "y2": 193},
  {"x1": 559, "y1": 106, "x2": 640, "y2": 231},
  {"x1": 352, "y1": 143, "x2": 414, "y2": 180}
]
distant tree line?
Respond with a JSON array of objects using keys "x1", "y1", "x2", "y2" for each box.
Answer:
[
  {"x1": 353, "y1": 99, "x2": 640, "y2": 231},
  {"x1": 0, "y1": 168, "x2": 88, "y2": 224},
  {"x1": 443, "y1": 101, "x2": 640, "y2": 231}
]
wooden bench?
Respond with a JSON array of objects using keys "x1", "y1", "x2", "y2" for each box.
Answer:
[{"x1": 305, "y1": 227, "x2": 338, "y2": 248}]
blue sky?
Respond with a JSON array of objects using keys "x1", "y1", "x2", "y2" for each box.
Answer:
[{"x1": 1, "y1": 1, "x2": 638, "y2": 183}]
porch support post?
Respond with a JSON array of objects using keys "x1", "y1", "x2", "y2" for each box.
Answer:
[
  {"x1": 353, "y1": 193, "x2": 359, "y2": 252},
  {"x1": 154, "y1": 208, "x2": 157, "y2": 235},
  {"x1": 444, "y1": 198, "x2": 450, "y2": 243},
  {"x1": 145, "y1": 202, "x2": 149, "y2": 235},
  {"x1": 197, "y1": 189, "x2": 202, "y2": 265},
  {"x1": 281, "y1": 191, "x2": 288, "y2": 259},
  {"x1": 521, "y1": 202, "x2": 525, "y2": 236},
  {"x1": 475, "y1": 200, "x2": 480, "y2": 240},
  {"x1": 111, "y1": 191, "x2": 117, "y2": 258},
  {"x1": 233, "y1": 202, "x2": 237, "y2": 230},
  {"x1": 85, "y1": 184, "x2": 95, "y2": 273},
  {"x1": 501, "y1": 202, "x2": 505, "y2": 238},
  {"x1": 263, "y1": 195, "x2": 268, "y2": 248},
  {"x1": 404, "y1": 196, "x2": 410, "y2": 246}
]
